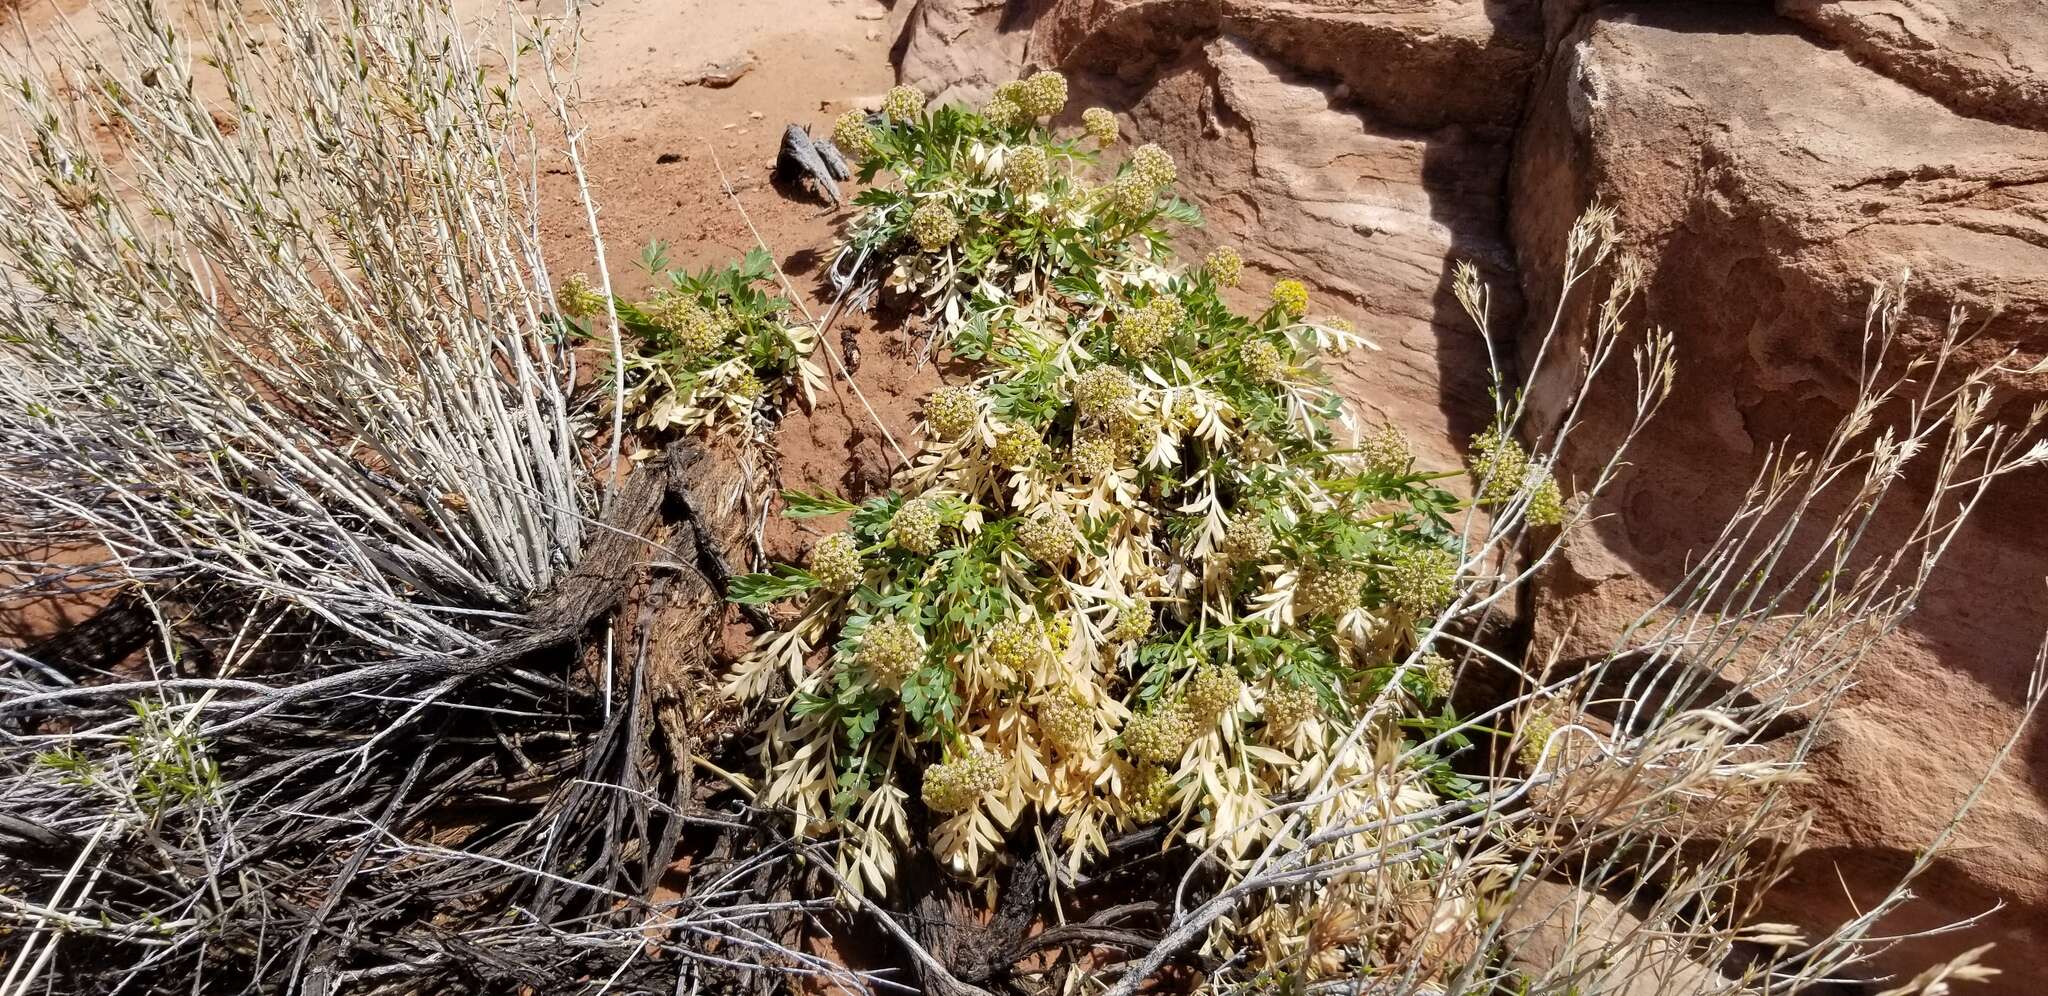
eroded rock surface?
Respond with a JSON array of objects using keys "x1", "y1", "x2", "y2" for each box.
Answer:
[
  {"x1": 1778, "y1": 0, "x2": 2048, "y2": 130},
  {"x1": 895, "y1": 0, "x2": 2048, "y2": 988},
  {"x1": 1511, "y1": 6, "x2": 2048, "y2": 985}
]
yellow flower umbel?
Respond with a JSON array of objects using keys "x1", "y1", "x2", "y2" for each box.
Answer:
[
  {"x1": 1124, "y1": 763, "x2": 1175, "y2": 823},
  {"x1": 1270, "y1": 278, "x2": 1309, "y2": 319},
  {"x1": 983, "y1": 94, "x2": 1027, "y2": 130},
  {"x1": 832, "y1": 108, "x2": 876, "y2": 161},
  {"x1": 922, "y1": 747, "x2": 1004, "y2": 812},
  {"x1": 1071, "y1": 429, "x2": 1127, "y2": 480},
  {"x1": 909, "y1": 201, "x2": 962, "y2": 252},
  {"x1": 923, "y1": 385, "x2": 980, "y2": 440},
  {"x1": 1240, "y1": 338, "x2": 1285, "y2": 382},
  {"x1": 991, "y1": 422, "x2": 1047, "y2": 468},
  {"x1": 1081, "y1": 106, "x2": 1119, "y2": 146},
  {"x1": 1016, "y1": 510, "x2": 1076, "y2": 566},
  {"x1": 1221, "y1": 510, "x2": 1273, "y2": 564},
  {"x1": 1071, "y1": 365, "x2": 1137, "y2": 421},
  {"x1": 1111, "y1": 599, "x2": 1153, "y2": 643},
  {"x1": 1516, "y1": 711, "x2": 1558, "y2": 771},
  {"x1": 1204, "y1": 245, "x2": 1243, "y2": 288},
  {"x1": 727, "y1": 370, "x2": 764, "y2": 403},
  {"x1": 645, "y1": 292, "x2": 723, "y2": 356},
  {"x1": 554, "y1": 273, "x2": 604, "y2": 317},
  {"x1": 856, "y1": 616, "x2": 922, "y2": 687},
  {"x1": 1002, "y1": 145, "x2": 1049, "y2": 195},
  {"x1": 1130, "y1": 142, "x2": 1177, "y2": 190},
  {"x1": 1417, "y1": 653, "x2": 1456, "y2": 701},
  {"x1": 1294, "y1": 563, "x2": 1367, "y2": 618},
  {"x1": 882, "y1": 84, "x2": 925, "y2": 122},
  {"x1": 808, "y1": 532, "x2": 863, "y2": 593},
  {"x1": 1039, "y1": 695, "x2": 1095, "y2": 752},
  {"x1": 1104, "y1": 173, "x2": 1157, "y2": 215},
  {"x1": 1018, "y1": 70, "x2": 1069, "y2": 119},
  {"x1": 1468, "y1": 428, "x2": 1531, "y2": 505},
  {"x1": 1185, "y1": 665, "x2": 1243, "y2": 723},
  {"x1": 1383, "y1": 544, "x2": 1458, "y2": 615},
  {"x1": 1113, "y1": 296, "x2": 1183, "y2": 358},
  {"x1": 1360, "y1": 422, "x2": 1413, "y2": 476},
  {"x1": 1121, "y1": 703, "x2": 1195, "y2": 763},
  {"x1": 989, "y1": 617, "x2": 1056, "y2": 673},
  {"x1": 1526, "y1": 473, "x2": 1567, "y2": 526},
  {"x1": 890, "y1": 497, "x2": 944, "y2": 554},
  {"x1": 1263, "y1": 680, "x2": 1319, "y2": 733}
]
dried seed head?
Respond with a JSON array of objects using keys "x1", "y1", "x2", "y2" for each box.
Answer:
[
  {"x1": 1205, "y1": 245, "x2": 1243, "y2": 288},
  {"x1": 923, "y1": 385, "x2": 981, "y2": 441},
  {"x1": 922, "y1": 747, "x2": 1004, "y2": 812},
  {"x1": 1270, "y1": 278, "x2": 1309, "y2": 319},
  {"x1": 909, "y1": 201, "x2": 962, "y2": 252},
  {"x1": 1016, "y1": 510, "x2": 1076, "y2": 566},
  {"x1": 809, "y1": 533, "x2": 864, "y2": 593},
  {"x1": 882, "y1": 85, "x2": 926, "y2": 122},
  {"x1": 1081, "y1": 106, "x2": 1119, "y2": 145},
  {"x1": 856, "y1": 616, "x2": 921, "y2": 686},
  {"x1": 890, "y1": 497, "x2": 944, "y2": 554}
]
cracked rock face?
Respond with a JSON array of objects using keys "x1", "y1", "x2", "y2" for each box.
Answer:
[
  {"x1": 1512, "y1": 5, "x2": 2048, "y2": 986},
  {"x1": 896, "y1": 0, "x2": 2048, "y2": 987}
]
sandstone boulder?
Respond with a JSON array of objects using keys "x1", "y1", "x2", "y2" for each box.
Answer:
[
  {"x1": 1778, "y1": 0, "x2": 2048, "y2": 131},
  {"x1": 1510, "y1": 5, "x2": 2048, "y2": 988},
  {"x1": 1499, "y1": 880, "x2": 1737, "y2": 996}
]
